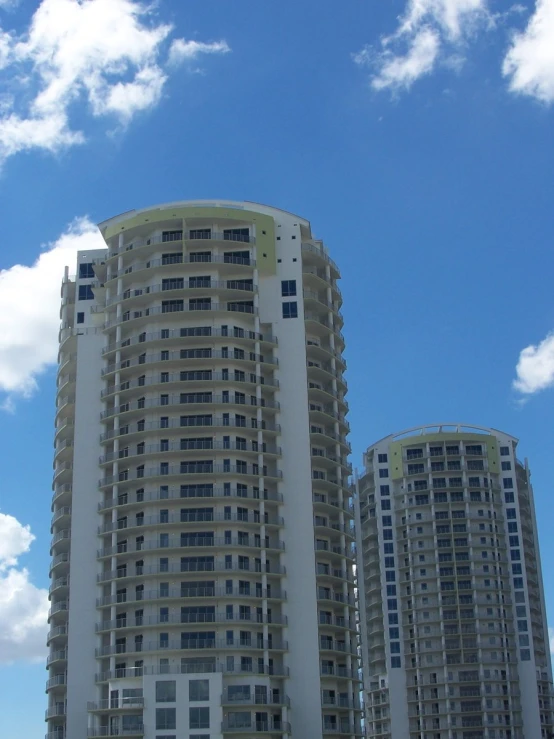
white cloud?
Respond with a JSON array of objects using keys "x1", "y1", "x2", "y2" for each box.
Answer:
[
  {"x1": 0, "y1": 0, "x2": 230, "y2": 163},
  {"x1": 0, "y1": 217, "x2": 105, "y2": 400},
  {"x1": 0, "y1": 513, "x2": 48, "y2": 664},
  {"x1": 503, "y1": 0, "x2": 554, "y2": 103},
  {"x1": 354, "y1": 0, "x2": 491, "y2": 92},
  {"x1": 368, "y1": 28, "x2": 441, "y2": 92},
  {"x1": 513, "y1": 332, "x2": 554, "y2": 395},
  {"x1": 168, "y1": 38, "x2": 231, "y2": 66}
]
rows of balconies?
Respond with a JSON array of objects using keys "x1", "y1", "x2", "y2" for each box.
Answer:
[
  {"x1": 102, "y1": 327, "x2": 277, "y2": 357},
  {"x1": 103, "y1": 301, "x2": 258, "y2": 331},
  {"x1": 106, "y1": 229, "x2": 255, "y2": 261},
  {"x1": 101, "y1": 417, "x2": 282, "y2": 443},
  {"x1": 98, "y1": 511, "x2": 284, "y2": 535},
  {"x1": 96, "y1": 662, "x2": 289, "y2": 682},
  {"x1": 97, "y1": 536, "x2": 285, "y2": 560},
  {"x1": 99, "y1": 485, "x2": 283, "y2": 512},
  {"x1": 99, "y1": 441, "x2": 281, "y2": 466},
  {"x1": 101, "y1": 394, "x2": 280, "y2": 421},
  {"x1": 99, "y1": 464, "x2": 283, "y2": 488},
  {"x1": 103, "y1": 350, "x2": 278, "y2": 378},
  {"x1": 95, "y1": 637, "x2": 288, "y2": 658},
  {"x1": 106, "y1": 253, "x2": 256, "y2": 283},
  {"x1": 101, "y1": 371, "x2": 278, "y2": 400},
  {"x1": 96, "y1": 611, "x2": 287, "y2": 633},
  {"x1": 102, "y1": 278, "x2": 256, "y2": 311}
]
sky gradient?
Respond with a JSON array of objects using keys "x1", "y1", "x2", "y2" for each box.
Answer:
[{"x1": 1, "y1": 0, "x2": 554, "y2": 735}]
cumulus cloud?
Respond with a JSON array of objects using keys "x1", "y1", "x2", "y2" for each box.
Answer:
[
  {"x1": 0, "y1": 513, "x2": 48, "y2": 664},
  {"x1": 0, "y1": 217, "x2": 105, "y2": 400},
  {"x1": 0, "y1": 0, "x2": 230, "y2": 163},
  {"x1": 503, "y1": 0, "x2": 554, "y2": 103},
  {"x1": 513, "y1": 332, "x2": 554, "y2": 395},
  {"x1": 354, "y1": 0, "x2": 491, "y2": 92}
]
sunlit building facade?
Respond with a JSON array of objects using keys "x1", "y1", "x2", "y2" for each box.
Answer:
[
  {"x1": 356, "y1": 424, "x2": 553, "y2": 739},
  {"x1": 46, "y1": 200, "x2": 361, "y2": 739}
]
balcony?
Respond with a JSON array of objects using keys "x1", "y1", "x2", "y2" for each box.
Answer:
[
  {"x1": 103, "y1": 302, "x2": 257, "y2": 331},
  {"x1": 96, "y1": 583, "x2": 286, "y2": 607},
  {"x1": 87, "y1": 699, "x2": 144, "y2": 711},
  {"x1": 87, "y1": 727, "x2": 143, "y2": 738},
  {"x1": 221, "y1": 720, "x2": 291, "y2": 734}
]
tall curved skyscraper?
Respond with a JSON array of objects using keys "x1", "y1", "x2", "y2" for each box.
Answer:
[
  {"x1": 355, "y1": 424, "x2": 553, "y2": 739},
  {"x1": 46, "y1": 201, "x2": 361, "y2": 738}
]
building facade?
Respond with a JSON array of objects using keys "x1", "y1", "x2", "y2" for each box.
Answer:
[
  {"x1": 355, "y1": 424, "x2": 553, "y2": 739},
  {"x1": 46, "y1": 201, "x2": 361, "y2": 739}
]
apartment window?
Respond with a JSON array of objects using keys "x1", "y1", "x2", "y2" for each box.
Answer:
[
  {"x1": 79, "y1": 262, "x2": 95, "y2": 278},
  {"x1": 78, "y1": 284, "x2": 94, "y2": 300},
  {"x1": 505, "y1": 492, "x2": 515, "y2": 503},
  {"x1": 506, "y1": 508, "x2": 516, "y2": 519},
  {"x1": 281, "y1": 280, "x2": 296, "y2": 297},
  {"x1": 76, "y1": 312, "x2": 85, "y2": 324},
  {"x1": 380, "y1": 485, "x2": 390, "y2": 495},
  {"x1": 156, "y1": 708, "x2": 176, "y2": 730},
  {"x1": 391, "y1": 657, "x2": 401, "y2": 668},
  {"x1": 381, "y1": 499, "x2": 391, "y2": 510},
  {"x1": 379, "y1": 469, "x2": 389, "y2": 478},
  {"x1": 189, "y1": 707, "x2": 210, "y2": 729},
  {"x1": 384, "y1": 545, "x2": 394, "y2": 556},
  {"x1": 282, "y1": 301, "x2": 298, "y2": 319},
  {"x1": 503, "y1": 477, "x2": 513, "y2": 489},
  {"x1": 189, "y1": 680, "x2": 209, "y2": 701},
  {"x1": 378, "y1": 453, "x2": 388, "y2": 463},
  {"x1": 156, "y1": 681, "x2": 176, "y2": 702},
  {"x1": 390, "y1": 642, "x2": 400, "y2": 653},
  {"x1": 500, "y1": 446, "x2": 510, "y2": 456}
]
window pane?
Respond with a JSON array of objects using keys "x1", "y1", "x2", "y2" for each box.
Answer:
[
  {"x1": 156, "y1": 681, "x2": 176, "y2": 703},
  {"x1": 189, "y1": 679, "x2": 210, "y2": 701}
]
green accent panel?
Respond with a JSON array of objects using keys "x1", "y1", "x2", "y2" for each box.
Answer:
[
  {"x1": 389, "y1": 432, "x2": 500, "y2": 481},
  {"x1": 100, "y1": 206, "x2": 276, "y2": 276}
]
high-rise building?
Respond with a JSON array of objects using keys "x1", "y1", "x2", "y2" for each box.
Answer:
[
  {"x1": 46, "y1": 201, "x2": 361, "y2": 739},
  {"x1": 355, "y1": 424, "x2": 553, "y2": 739}
]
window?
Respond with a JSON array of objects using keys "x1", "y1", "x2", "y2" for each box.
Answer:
[
  {"x1": 501, "y1": 461, "x2": 512, "y2": 471},
  {"x1": 391, "y1": 656, "x2": 401, "y2": 668},
  {"x1": 189, "y1": 707, "x2": 210, "y2": 729},
  {"x1": 503, "y1": 477, "x2": 513, "y2": 489},
  {"x1": 189, "y1": 679, "x2": 209, "y2": 701},
  {"x1": 281, "y1": 280, "x2": 296, "y2": 297},
  {"x1": 78, "y1": 284, "x2": 94, "y2": 300},
  {"x1": 156, "y1": 681, "x2": 176, "y2": 702},
  {"x1": 282, "y1": 301, "x2": 298, "y2": 319},
  {"x1": 76, "y1": 312, "x2": 85, "y2": 324},
  {"x1": 156, "y1": 708, "x2": 176, "y2": 730},
  {"x1": 378, "y1": 453, "x2": 388, "y2": 463},
  {"x1": 381, "y1": 499, "x2": 391, "y2": 510},
  {"x1": 78, "y1": 262, "x2": 95, "y2": 278},
  {"x1": 379, "y1": 469, "x2": 389, "y2": 478},
  {"x1": 500, "y1": 446, "x2": 510, "y2": 456},
  {"x1": 380, "y1": 485, "x2": 390, "y2": 495}
]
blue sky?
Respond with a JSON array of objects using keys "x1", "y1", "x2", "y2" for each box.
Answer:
[{"x1": 1, "y1": 0, "x2": 554, "y2": 734}]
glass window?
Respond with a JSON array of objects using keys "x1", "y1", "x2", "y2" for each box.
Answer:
[
  {"x1": 156, "y1": 707, "x2": 176, "y2": 730},
  {"x1": 503, "y1": 477, "x2": 513, "y2": 489},
  {"x1": 391, "y1": 656, "x2": 401, "y2": 668},
  {"x1": 189, "y1": 679, "x2": 209, "y2": 701},
  {"x1": 379, "y1": 469, "x2": 389, "y2": 478},
  {"x1": 78, "y1": 284, "x2": 94, "y2": 300},
  {"x1": 378, "y1": 454, "x2": 388, "y2": 463},
  {"x1": 78, "y1": 262, "x2": 95, "y2": 278},
  {"x1": 500, "y1": 446, "x2": 510, "y2": 456},
  {"x1": 380, "y1": 485, "x2": 390, "y2": 495},
  {"x1": 282, "y1": 301, "x2": 298, "y2": 319},
  {"x1": 156, "y1": 681, "x2": 176, "y2": 703},
  {"x1": 501, "y1": 461, "x2": 512, "y2": 471},
  {"x1": 189, "y1": 707, "x2": 210, "y2": 729},
  {"x1": 281, "y1": 280, "x2": 296, "y2": 297},
  {"x1": 76, "y1": 311, "x2": 85, "y2": 324}
]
